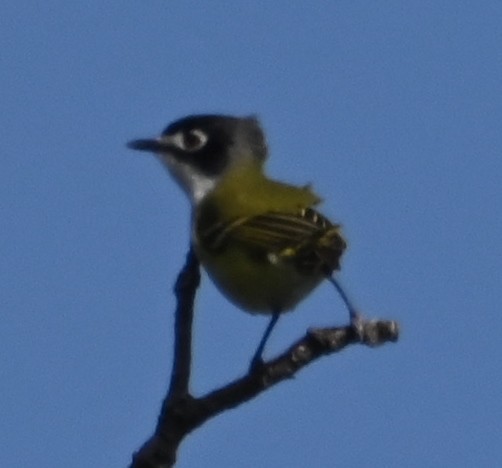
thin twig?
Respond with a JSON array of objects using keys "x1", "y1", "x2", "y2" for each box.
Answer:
[
  {"x1": 130, "y1": 247, "x2": 200, "y2": 468},
  {"x1": 130, "y1": 248, "x2": 399, "y2": 468},
  {"x1": 168, "y1": 247, "x2": 200, "y2": 397}
]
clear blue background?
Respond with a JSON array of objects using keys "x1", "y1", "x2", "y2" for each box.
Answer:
[{"x1": 2, "y1": 1, "x2": 501, "y2": 467}]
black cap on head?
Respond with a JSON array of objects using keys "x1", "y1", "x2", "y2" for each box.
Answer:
[
  {"x1": 129, "y1": 114, "x2": 267, "y2": 176},
  {"x1": 163, "y1": 114, "x2": 267, "y2": 159}
]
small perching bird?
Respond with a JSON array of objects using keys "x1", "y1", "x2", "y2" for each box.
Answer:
[{"x1": 128, "y1": 114, "x2": 360, "y2": 368}]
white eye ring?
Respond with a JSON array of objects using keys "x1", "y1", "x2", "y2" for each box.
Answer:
[
  {"x1": 185, "y1": 128, "x2": 208, "y2": 151},
  {"x1": 170, "y1": 128, "x2": 208, "y2": 152}
]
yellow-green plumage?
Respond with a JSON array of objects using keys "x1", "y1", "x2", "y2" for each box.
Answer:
[
  {"x1": 194, "y1": 162, "x2": 346, "y2": 314},
  {"x1": 198, "y1": 163, "x2": 320, "y2": 218},
  {"x1": 128, "y1": 114, "x2": 351, "y2": 364}
]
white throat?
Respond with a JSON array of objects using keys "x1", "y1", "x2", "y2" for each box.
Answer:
[{"x1": 158, "y1": 155, "x2": 217, "y2": 205}]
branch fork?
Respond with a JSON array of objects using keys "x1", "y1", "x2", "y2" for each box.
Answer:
[{"x1": 130, "y1": 247, "x2": 399, "y2": 468}]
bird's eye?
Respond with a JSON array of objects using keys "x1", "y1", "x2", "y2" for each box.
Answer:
[{"x1": 181, "y1": 129, "x2": 208, "y2": 151}]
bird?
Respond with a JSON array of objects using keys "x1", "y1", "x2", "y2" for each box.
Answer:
[{"x1": 128, "y1": 114, "x2": 360, "y2": 369}]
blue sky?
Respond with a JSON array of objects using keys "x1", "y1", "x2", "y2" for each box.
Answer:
[{"x1": 2, "y1": 1, "x2": 502, "y2": 467}]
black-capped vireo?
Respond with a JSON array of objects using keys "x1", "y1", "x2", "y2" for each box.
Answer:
[{"x1": 128, "y1": 115, "x2": 359, "y2": 368}]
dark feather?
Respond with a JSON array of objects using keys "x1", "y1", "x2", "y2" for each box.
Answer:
[{"x1": 198, "y1": 207, "x2": 346, "y2": 275}]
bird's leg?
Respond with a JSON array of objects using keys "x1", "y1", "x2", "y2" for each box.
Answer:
[
  {"x1": 327, "y1": 276, "x2": 365, "y2": 339},
  {"x1": 249, "y1": 312, "x2": 280, "y2": 371}
]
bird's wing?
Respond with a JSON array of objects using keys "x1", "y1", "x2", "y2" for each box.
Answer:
[{"x1": 198, "y1": 208, "x2": 347, "y2": 273}]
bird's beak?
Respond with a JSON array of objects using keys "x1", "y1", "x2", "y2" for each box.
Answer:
[{"x1": 127, "y1": 138, "x2": 169, "y2": 153}]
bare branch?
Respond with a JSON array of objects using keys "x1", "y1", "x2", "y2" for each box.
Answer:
[
  {"x1": 130, "y1": 249, "x2": 399, "y2": 468},
  {"x1": 130, "y1": 247, "x2": 200, "y2": 468},
  {"x1": 168, "y1": 247, "x2": 200, "y2": 398}
]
